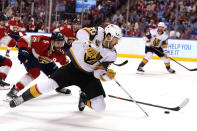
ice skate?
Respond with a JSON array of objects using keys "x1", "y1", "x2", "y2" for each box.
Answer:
[
  {"x1": 0, "y1": 78, "x2": 10, "y2": 90},
  {"x1": 78, "y1": 91, "x2": 87, "y2": 111},
  {"x1": 5, "y1": 85, "x2": 18, "y2": 101},
  {"x1": 5, "y1": 52, "x2": 10, "y2": 57},
  {"x1": 136, "y1": 67, "x2": 145, "y2": 74},
  {"x1": 56, "y1": 87, "x2": 71, "y2": 95},
  {"x1": 167, "y1": 68, "x2": 175, "y2": 74},
  {"x1": 9, "y1": 96, "x2": 24, "y2": 108}
]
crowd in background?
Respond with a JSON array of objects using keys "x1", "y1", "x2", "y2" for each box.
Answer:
[
  {"x1": 0, "y1": 0, "x2": 197, "y2": 39},
  {"x1": 112, "y1": 0, "x2": 197, "y2": 39},
  {"x1": 1, "y1": 0, "x2": 125, "y2": 32}
]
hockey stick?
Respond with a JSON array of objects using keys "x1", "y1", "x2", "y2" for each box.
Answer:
[
  {"x1": 109, "y1": 95, "x2": 189, "y2": 111},
  {"x1": 169, "y1": 57, "x2": 197, "y2": 71},
  {"x1": 152, "y1": 47, "x2": 197, "y2": 71},
  {"x1": 96, "y1": 54, "x2": 149, "y2": 117},
  {"x1": 113, "y1": 60, "x2": 128, "y2": 66}
]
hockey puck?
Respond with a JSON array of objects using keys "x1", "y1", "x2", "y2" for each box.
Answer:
[{"x1": 164, "y1": 111, "x2": 170, "y2": 114}]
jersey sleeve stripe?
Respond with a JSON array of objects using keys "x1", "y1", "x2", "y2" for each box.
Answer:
[{"x1": 68, "y1": 48, "x2": 83, "y2": 69}]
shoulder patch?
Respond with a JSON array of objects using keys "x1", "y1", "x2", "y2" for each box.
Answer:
[
  {"x1": 83, "y1": 27, "x2": 98, "y2": 41},
  {"x1": 31, "y1": 36, "x2": 40, "y2": 42},
  {"x1": 67, "y1": 25, "x2": 72, "y2": 29},
  {"x1": 60, "y1": 26, "x2": 64, "y2": 31}
]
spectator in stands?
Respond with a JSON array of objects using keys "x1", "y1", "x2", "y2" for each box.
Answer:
[
  {"x1": 50, "y1": 21, "x2": 57, "y2": 32},
  {"x1": 169, "y1": 29, "x2": 181, "y2": 38},
  {"x1": 2, "y1": 0, "x2": 196, "y2": 39},
  {"x1": 112, "y1": 11, "x2": 123, "y2": 24},
  {"x1": 187, "y1": 2, "x2": 196, "y2": 13},
  {"x1": 148, "y1": 19, "x2": 157, "y2": 29},
  {"x1": 126, "y1": 23, "x2": 137, "y2": 36},
  {"x1": 139, "y1": 17, "x2": 148, "y2": 33},
  {"x1": 4, "y1": 5, "x2": 13, "y2": 18},
  {"x1": 102, "y1": 17, "x2": 111, "y2": 28},
  {"x1": 83, "y1": 14, "x2": 90, "y2": 27},
  {"x1": 190, "y1": 24, "x2": 197, "y2": 39},
  {"x1": 25, "y1": 20, "x2": 35, "y2": 32}
]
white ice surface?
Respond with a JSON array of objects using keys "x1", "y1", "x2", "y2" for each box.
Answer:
[{"x1": 0, "y1": 50, "x2": 196, "y2": 131}]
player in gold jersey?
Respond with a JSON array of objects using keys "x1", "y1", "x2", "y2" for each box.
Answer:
[{"x1": 137, "y1": 22, "x2": 175, "y2": 74}]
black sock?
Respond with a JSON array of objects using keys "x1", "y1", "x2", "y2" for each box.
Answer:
[{"x1": 22, "y1": 88, "x2": 35, "y2": 101}]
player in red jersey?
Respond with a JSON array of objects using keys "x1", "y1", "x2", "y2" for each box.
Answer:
[
  {"x1": 25, "y1": 20, "x2": 35, "y2": 32},
  {"x1": 52, "y1": 19, "x2": 81, "y2": 93},
  {"x1": 0, "y1": 15, "x2": 17, "y2": 57},
  {"x1": 6, "y1": 32, "x2": 70, "y2": 100},
  {"x1": 53, "y1": 19, "x2": 81, "y2": 51},
  {"x1": 7, "y1": 14, "x2": 26, "y2": 41},
  {"x1": 0, "y1": 15, "x2": 14, "y2": 89},
  {"x1": 0, "y1": 54, "x2": 12, "y2": 90}
]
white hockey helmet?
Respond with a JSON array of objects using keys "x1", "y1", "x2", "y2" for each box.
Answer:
[
  {"x1": 158, "y1": 22, "x2": 166, "y2": 28},
  {"x1": 105, "y1": 24, "x2": 122, "y2": 39}
]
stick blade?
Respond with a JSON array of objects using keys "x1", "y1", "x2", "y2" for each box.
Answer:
[
  {"x1": 113, "y1": 60, "x2": 128, "y2": 66},
  {"x1": 179, "y1": 98, "x2": 189, "y2": 108},
  {"x1": 176, "y1": 98, "x2": 189, "y2": 111},
  {"x1": 190, "y1": 68, "x2": 197, "y2": 71}
]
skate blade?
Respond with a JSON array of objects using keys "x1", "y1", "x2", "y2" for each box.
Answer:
[
  {"x1": 0, "y1": 86, "x2": 10, "y2": 90},
  {"x1": 3, "y1": 96, "x2": 13, "y2": 102},
  {"x1": 168, "y1": 71, "x2": 176, "y2": 74},
  {"x1": 136, "y1": 71, "x2": 144, "y2": 74}
]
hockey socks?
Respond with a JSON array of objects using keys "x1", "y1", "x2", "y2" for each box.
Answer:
[
  {"x1": 165, "y1": 63, "x2": 175, "y2": 73},
  {"x1": 137, "y1": 58, "x2": 148, "y2": 72},
  {"x1": 139, "y1": 58, "x2": 148, "y2": 67},
  {"x1": 23, "y1": 84, "x2": 41, "y2": 101},
  {"x1": 9, "y1": 84, "x2": 41, "y2": 108}
]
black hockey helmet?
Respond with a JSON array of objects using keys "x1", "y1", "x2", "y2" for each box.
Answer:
[
  {"x1": 0, "y1": 15, "x2": 8, "y2": 21},
  {"x1": 51, "y1": 32, "x2": 64, "y2": 41},
  {"x1": 72, "y1": 18, "x2": 81, "y2": 25}
]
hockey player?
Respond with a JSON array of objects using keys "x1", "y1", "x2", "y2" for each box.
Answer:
[
  {"x1": 53, "y1": 19, "x2": 80, "y2": 93},
  {"x1": 6, "y1": 32, "x2": 71, "y2": 100},
  {"x1": 0, "y1": 16, "x2": 13, "y2": 88},
  {"x1": 25, "y1": 20, "x2": 35, "y2": 32},
  {"x1": 6, "y1": 14, "x2": 26, "y2": 57},
  {"x1": 53, "y1": 18, "x2": 81, "y2": 51},
  {"x1": 137, "y1": 22, "x2": 175, "y2": 73},
  {"x1": 0, "y1": 55, "x2": 12, "y2": 89},
  {"x1": 7, "y1": 14, "x2": 26, "y2": 41},
  {"x1": 0, "y1": 15, "x2": 17, "y2": 57},
  {"x1": 9, "y1": 24, "x2": 122, "y2": 113}
]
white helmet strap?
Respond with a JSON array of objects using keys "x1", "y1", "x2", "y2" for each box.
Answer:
[
  {"x1": 107, "y1": 39, "x2": 111, "y2": 48},
  {"x1": 105, "y1": 33, "x2": 113, "y2": 49}
]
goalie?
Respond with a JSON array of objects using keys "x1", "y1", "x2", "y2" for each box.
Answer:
[{"x1": 137, "y1": 22, "x2": 175, "y2": 74}]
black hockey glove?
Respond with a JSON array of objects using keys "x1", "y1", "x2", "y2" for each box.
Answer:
[
  {"x1": 18, "y1": 47, "x2": 30, "y2": 64},
  {"x1": 146, "y1": 32, "x2": 152, "y2": 39}
]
